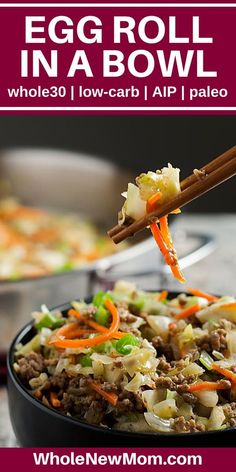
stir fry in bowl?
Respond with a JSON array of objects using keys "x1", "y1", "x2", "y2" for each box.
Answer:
[
  {"x1": 0, "y1": 198, "x2": 124, "y2": 280},
  {"x1": 14, "y1": 281, "x2": 236, "y2": 434}
]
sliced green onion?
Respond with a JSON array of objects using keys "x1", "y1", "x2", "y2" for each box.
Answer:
[
  {"x1": 92, "y1": 291, "x2": 113, "y2": 307},
  {"x1": 95, "y1": 305, "x2": 110, "y2": 326},
  {"x1": 129, "y1": 297, "x2": 145, "y2": 313},
  {"x1": 56, "y1": 261, "x2": 74, "y2": 272},
  {"x1": 199, "y1": 350, "x2": 214, "y2": 370},
  {"x1": 35, "y1": 312, "x2": 65, "y2": 331},
  {"x1": 116, "y1": 334, "x2": 140, "y2": 355},
  {"x1": 80, "y1": 353, "x2": 93, "y2": 367},
  {"x1": 212, "y1": 350, "x2": 225, "y2": 360}
]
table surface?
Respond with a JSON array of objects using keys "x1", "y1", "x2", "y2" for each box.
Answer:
[{"x1": 1, "y1": 214, "x2": 235, "y2": 447}]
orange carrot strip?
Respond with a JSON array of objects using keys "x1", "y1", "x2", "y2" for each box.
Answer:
[
  {"x1": 170, "y1": 265, "x2": 186, "y2": 284},
  {"x1": 55, "y1": 322, "x2": 82, "y2": 338},
  {"x1": 68, "y1": 308, "x2": 83, "y2": 320},
  {"x1": 50, "y1": 392, "x2": 61, "y2": 408},
  {"x1": 147, "y1": 193, "x2": 185, "y2": 284},
  {"x1": 168, "y1": 322, "x2": 177, "y2": 331},
  {"x1": 159, "y1": 216, "x2": 173, "y2": 248},
  {"x1": 68, "y1": 308, "x2": 126, "y2": 339},
  {"x1": 159, "y1": 290, "x2": 168, "y2": 301},
  {"x1": 146, "y1": 191, "x2": 162, "y2": 213},
  {"x1": 212, "y1": 364, "x2": 236, "y2": 384},
  {"x1": 50, "y1": 299, "x2": 120, "y2": 349},
  {"x1": 150, "y1": 223, "x2": 176, "y2": 266},
  {"x1": 187, "y1": 381, "x2": 231, "y2": 393},
  {"x1": 90, "y1": 382, "x2": 118, "y2": 406},
  {"x1": 159, "y1": 215, "x2": 186, "y2": 283},
  {"x1": 218, "y1": 303, "x2": 236, "y2": 309},
  {"x1": 187, "y1": 288, "x2": 218, "y2": 302},
  {"x1": 50, "y1": 323, "x2": 95, "y2": 343},
  {"x1": 175, "y1": 303, "x2": 201, "y2": 320}
]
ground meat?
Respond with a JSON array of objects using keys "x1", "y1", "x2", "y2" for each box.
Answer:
[
  {"x1": 17, "y1": 351, "x2": 45, "y2": 381},
  {"x1": 85, "y1": 306, "x2": 97, "y2": 318},
  {"x1": 181, "y1": 393, "x2": 198, "y2": 405},
  {"x1": 152, "y1": 338, "x2": 173, "y2": 361},
  {"x1": 223, "y1": 402, "x2": 236, "y2": 427},
  {"x1": 157, "y1": 356, "x2": 172, "y2": 372},
  {"x1": 114, "y1": 398, "x2": 135, "y2": 416},
  {"x1": 177, "y1": 294, "x2": 188, "y2": 306},
  {"x1": 196, "y1": 328, "x2": 227, "y2": 352},
  {"x1": 155, "y1": 376, "x2": 176, "y2": 390},
  {"x1": 50, "y1": 372, "x2": 68, "y2": 390},
  {"x1": 84, "y1": 400, "x2": 106, "y2": 424},
  {"x1": 193, "y1": 168, "x2": 206, "y2": 181},
  {"x1": 97, "y1": 381, "x2": 118, "y2": 392},
  {"x1": 117, "y1": 307, "x2": 135, "y2": 321},
  {"x1": 172, "y1": 416, "x2": 205, "y2": 433},
  {"x1": 114, "y1": 390, "x2": 145, "y2": 416},
  {"x1": 60, "y1": 377, "x2": 101, "y2": 420},
  {"x1": 155, "y1": 373, "x2": 197, "y2": 393},
  {"x1": 44, "y1": 357, "x2": 59, "y2": 367}
]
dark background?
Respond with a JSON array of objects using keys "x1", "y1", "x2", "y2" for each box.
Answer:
[{"x1": 0, "y1": 115, "x2": 235, "y2": 212}]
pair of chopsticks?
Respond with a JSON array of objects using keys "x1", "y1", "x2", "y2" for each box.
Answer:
[{"x1": 108, "y1": 145, "x2": 236, "y2": 244}]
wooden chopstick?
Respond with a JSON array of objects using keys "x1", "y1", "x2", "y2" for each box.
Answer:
[
  {"x1": 108, "y1": 145, "x2": 236, "y2": 239},
  {"x1": 108, "y1": 146, "x2": 236, "y2": 244},
  {"x1": 181, "y1": 145, "x2": 236, "y2": 190}
]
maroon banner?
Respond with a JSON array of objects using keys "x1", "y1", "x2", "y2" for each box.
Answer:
[
  {"x1": 0, "y1": 3, "x2": 236, "y2": 113},
  {"x1": 0, "y1": 447, "x2": 236, "y2": 471}
]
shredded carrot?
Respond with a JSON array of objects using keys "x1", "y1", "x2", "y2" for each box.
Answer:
[
  {"x1": 146, "y1": 191, "x2": 162, "y2": 213},
  {"x1": 218, "y1": 303, "x2": 236, "y2": 309},
  {"x1": 85, "y1": 249, "x2": 101, "y2": 261},
  {"x1": 159, "y1": 215, "x2": 185, "y2": 283},
  {"x1": 158, "y1": 290, "x2": 168, "y2": 301},
  {"x1": 50, "y1": 323, "x2": 95, "y2": 344},
  {"x1": 150, "y1": 223, "x2": 176, "y2": 266},
  {"x1": 50, "y1": 391, "x2": 61, "y2": 408},
  {"x1": 55, "y1": 322, "x2": 84, "y2": 338},
  {"x1": 3, "y1": 206, "x2": 46, "y2": 221},
  {"x1": 33, "y1": 389, "x2": 42, "y2": 400},
  {"x1": 187, "y1": 288, "x2": 218, "y2": 302},
  {"x1": 168, "y1": 322, "x2": 177, "y2": 331},
  {"x1": 50, "y1": 299, "x2": 120, "y2": 349},
  {"x1": 159, "y1": 216, "x2": 173, "y2": 248},
  {"x1": 175, "y1": 303, "x2": 201, "y2": 320},
  {"x1": 170, "y1": 265, "x2": 186, "y2": 284},
  {"x1": 68, "y1": 308, "x2": 83, "y2": 320},
  {"x1": 187, "y1": 381, "x2": 231, "y2": 393},
  {"x1": 147, "y1": 194, "x2": 185, "y2": 284},
  {"x1": 212, "y1": 363, "x2": 236, "y2": 384},
  {"x1": 89, "y1": 381, "x2": 118, "y2": 406},
  {"x1": 68, "y1": 308, "x2": 127, "y2": 339}
]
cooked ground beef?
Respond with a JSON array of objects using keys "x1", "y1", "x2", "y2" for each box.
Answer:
[
  {"x1": 223, "y1": 402, "x2": 236, "y2": 427},
  {"x1": 181, "y1": 392, "x2": 198, "y2": 405},
  {"x1": 50, "y1": 372, "x2": 69, "y2": 390},
  {"x1": 84, "y1": 400, "x2": 106, "y2": 424},
  {"x1": 152, "y1": 337, "x2": 173, "y2": 361},
  {"x1": 17, "y1": 352, "x2": 45, "y2": 381},
  {"x1": 172, "y1": 416, "x2": 206, "y2": 433},
  {"x1": 196, "y1": 329, "x2": 227, "y2": 352},
  {"x1": 119, "y1": 310, "x2": 138, "y2": 323}
]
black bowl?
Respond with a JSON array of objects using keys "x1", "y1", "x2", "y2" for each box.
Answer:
[{"x1": 7, "y1": 296, "x2": 236, "y2": 447}]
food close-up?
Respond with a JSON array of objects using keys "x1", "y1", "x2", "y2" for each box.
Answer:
[
  {"x1": 13, "y1": 281, "x2": 236, "y2": 435},
  {"x1": 0, "y1": 115, "x2": 236, "y2": 448}
]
